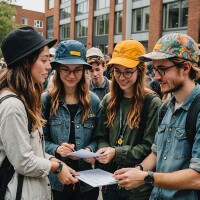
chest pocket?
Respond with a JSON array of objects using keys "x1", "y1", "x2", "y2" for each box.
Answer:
[
  {"x1": 155, "y1": 125, "x2": 166, "y2": 151},
  {"x1": 48, "y1": 118, "x2": 63, "y2": 141},
  {"x1": 170, "y1": 127, "x2": 191, "y2": 159}
]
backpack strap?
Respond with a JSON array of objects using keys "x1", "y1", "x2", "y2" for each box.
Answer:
[
  {"x1": 158, "y1": 101, "x2": 169, "y2": 126},
  {"x1": 185, "y1": 93, "x2": 200, "y2": 148},
  {"x1": 140, "y1": 93, "x2": 160, "y2": 133},
  {"x1": 0, "y1": 94, "x2": 31, "y2": 200}
]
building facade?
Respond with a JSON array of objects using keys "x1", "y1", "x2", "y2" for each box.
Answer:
[
  {"x1": 45, "y1": 0, "x2": 200, "y2": 54},
  {"x1": 15, "y1": 5, "x2": 46, "y2": 36}
]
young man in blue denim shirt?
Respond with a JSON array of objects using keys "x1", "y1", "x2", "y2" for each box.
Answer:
[{"x1": 113, "y1": 33, "x2": 200, "y2": 200}]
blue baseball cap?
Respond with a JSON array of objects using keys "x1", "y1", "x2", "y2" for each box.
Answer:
[{"x1": 51, "y1": 40, "x2": 91, "y2": 69}]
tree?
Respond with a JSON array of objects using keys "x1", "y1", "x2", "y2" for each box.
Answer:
[{"x1": 0, "y1": 0, "x2": 17, "y2": 57}]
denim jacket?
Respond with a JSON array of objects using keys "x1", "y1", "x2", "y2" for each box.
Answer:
[
  {"x1": 151, "y1": 84, "x2": 200, "y2": 200},
  {"x1": 42, "y1": 91, "x2": 101, "y2": 192}
]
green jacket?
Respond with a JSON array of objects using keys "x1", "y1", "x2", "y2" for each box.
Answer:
[{"x1": 97, "y1": 93, "x2": 162, "y2": 199}]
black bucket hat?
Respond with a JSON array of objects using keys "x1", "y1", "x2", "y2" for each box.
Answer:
[
  {"x1": 1, "y1": 26, "x2": 57, "y2": 67},
  {"x1": 51, "y1": 40, "x2": 92, "y2": 69}
]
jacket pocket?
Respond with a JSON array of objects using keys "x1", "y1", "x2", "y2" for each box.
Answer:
[{"x1": 171, "y1": 127, "x2": 191, "y2": 159}]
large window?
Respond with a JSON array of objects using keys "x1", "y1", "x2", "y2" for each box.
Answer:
[
  {"x1": 34, "y1": 20, "x2": 43, "y2": 28},
  {"x1": 49, "y1": 0, "x2": 54, "y2": 9},
  {"x1": 77, "y1": 19, "x2": 88, "y2": 38},
  {"x1": 163, "y1": 0, "x2": 188, "y2": 29},
  {"x1": 60, "y1": 6, "x2": 71, "y2": 19},
  {"x1": 116, "y1": 0, "x2": 123, "y2": 4},
  {"x1": 60, "y1": 23, "x2": 70, "y2": 40},
  {"x1": 47, "y1": 16, "x2": 54, "y2": 39},
  {"x1": 132, "y1": 7, "x2": 150, "y2": 32},
  {"x1": 95, "y1": 0, "x2": 110, "y2": 10},
  {"x1": 95, "y1": 14, "x2": 109, "y2": 35},
  {"x1": 60, "y1": 0, "x2": 70, "y2": 3},
  {"x1": 22, "y1": 17, "x2": 28, "y2": 25},
  {"x1": 77, "y1": 1, "x2": 88, "y2": 15},
  {"x1": 115, "y1": 11, "x2": 122, "y2": 34}
]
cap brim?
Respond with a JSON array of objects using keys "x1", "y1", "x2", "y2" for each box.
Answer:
[
  {"x1": 51, "y1": 58, "x2": 92, "y2": 69},
  {"x1": 107, "y1": 57, "x2": 139, "y2": 68},
  {"x1": 139, "y1": 52, "x2": 175, "y2": 62}
]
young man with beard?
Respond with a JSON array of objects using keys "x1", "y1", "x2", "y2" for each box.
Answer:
[{"x1": 113, "y1": 33, "x2": 200, "y2": 200}]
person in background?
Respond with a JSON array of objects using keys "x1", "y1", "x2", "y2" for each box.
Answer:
[
  {"x1": 42, "y1": 40, "x2": 101, "y2": 200},
  {"x1": 88, "y1": 57, "x2": 111, "y2": 101},
  {"x1": 43, "y1": 47, "x2": 56, "y2": 90},
  {"x1": 86, "y1": 47, "x2": 104, "y2": 62},
  {"x1": 114, "y1": 33, "x2": 200, "y2": 200},
  {"x1": 96, "y1": 39, "x2": 161, "y2": 200},
  {"x1": 0, "y1": 26, "x2": 78, "y2": 200}
]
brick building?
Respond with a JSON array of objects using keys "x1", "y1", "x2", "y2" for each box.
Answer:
[
  {"x1": 44, "y1": 0, "x2": 200, "y2": 54},
  {"x1": 15, "y1": 5, "x2": 46, "y2": 36}
]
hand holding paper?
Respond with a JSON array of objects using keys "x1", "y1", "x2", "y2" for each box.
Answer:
[{"x1": 68, "y1": 149, "x2": 107, "y2": 159}]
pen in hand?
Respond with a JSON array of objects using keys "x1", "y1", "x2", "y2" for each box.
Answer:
[{"x1": 62, "y1": 138, "x2": 76, "y2": 152}]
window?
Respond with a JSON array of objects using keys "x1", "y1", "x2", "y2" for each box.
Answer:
[
  {"x1": 60, "y1": 6, "x2": 71, "y2": 19},
  {"x1": 47, "y1": 16, "x2": 54, "y2": 39},
  {"x1": 49, "y1": 0, "x2": 54, "y2": 9},
  {"x1": 116, "y1": 0, "x2": 123, "y2": 4},
  {"x1": 34, "y1": 20, "x2": 43, "y2": 28},
  {"x1": 60, "y1": 0, "x2": 70, "y2": 3},
  {"x1": 95, "y1": 14, "x2": 109, "y2": 35},
  {"x1": 163, "y1": 0, "x2": 188, "y2": 29},
  {"x1": 132, "y1": 7, "x2": 150, "y2": 32},
  {"x1": 115, "y1": 11, "x2": 122, "y2": 34},
  {"x1": 95, "y1": 0, "x2": 110, "y2": 10},
  {"x1": 60, "y1": 23, "x2": 70, "y2": 40},
  {"x1": 77, "y1": 19, "x2": 88, "y2": 38},
  {"x1": 77, "y1": 1, "x2": 88, "y2": 15},
  {"x1": 22, "y1": 17, "x2": 28, "y2": 25}
]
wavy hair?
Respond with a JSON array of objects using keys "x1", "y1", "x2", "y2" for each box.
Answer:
[
  {"x1": 48, "y1": 66, "x2": 90, "y2": 123},
  {"x1": 106, "y1": 63, "x2": 153, "y2": 129},
  {"x1": 0, "y1": 47, "x2": 45, "y2": 131},
  {"x1": 169, "y1": 57, "x2": 200, "y2": 80}
]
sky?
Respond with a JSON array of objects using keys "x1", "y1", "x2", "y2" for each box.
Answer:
[{"x1": 14, "y1": 0, "x2": 45, "y2": 12}]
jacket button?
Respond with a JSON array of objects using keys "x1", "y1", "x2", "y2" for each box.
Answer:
[{"x1": 77, "y1": 125, "x2": 80, "y2": 128}]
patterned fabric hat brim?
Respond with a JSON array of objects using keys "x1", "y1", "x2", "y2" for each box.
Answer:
[{"x1": 139, "y1": 52, "x2": 175, "y2": 62}]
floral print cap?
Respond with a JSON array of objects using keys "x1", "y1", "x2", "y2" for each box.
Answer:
[{"x1": 139, "y1": 33, "x2": 200, "y2": 63}]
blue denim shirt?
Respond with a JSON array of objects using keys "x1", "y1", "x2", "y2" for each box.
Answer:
[
  {"x1": 42, "y1": 91, "x2": 101, "y2": 192},
  {"x1": 151, "y1": 84, "x2": 200, "y2": 200}
]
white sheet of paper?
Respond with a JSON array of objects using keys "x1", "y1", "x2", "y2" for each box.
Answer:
[
  {"x1": 76, "y1": 168, "x2": 117, "y2": 187},
  {"x1": 68, "y1": 149, "x2": 107, "y2": 158}
]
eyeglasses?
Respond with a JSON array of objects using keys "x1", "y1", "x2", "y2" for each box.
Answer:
[
  {"x1": 60, "y1": 67, "x2": 83, "y2": 77},
  {"x1": 113, "y1": 68, "x2": 137, "y2": 79},
  {"x1": 151, "y1": 65, "x2": 177, "y2": 76}
]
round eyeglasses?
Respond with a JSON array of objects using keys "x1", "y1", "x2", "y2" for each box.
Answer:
[
  {"x1": 60, "y1": 67, "x2": 83, "y2": 77},
  {"x1": 113, "y1": 68, "x2": 137, "y2": 79},
  {"x1": 151, "y1": 65, "x2": 177, "y2": 76}
]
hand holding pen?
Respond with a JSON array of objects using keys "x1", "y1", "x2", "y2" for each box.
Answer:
[{"x1": 56, "y1": 138, "x2": 76, "y2": 157}]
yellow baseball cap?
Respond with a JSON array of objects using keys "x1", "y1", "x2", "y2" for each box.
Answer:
[{"x1": 107, "y1": 39, "x2": 146, "y2": 68}]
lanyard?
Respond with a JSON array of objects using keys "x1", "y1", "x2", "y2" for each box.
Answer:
[{"x1": 116, "y1": 107, "x2": 128, "y2": 146}]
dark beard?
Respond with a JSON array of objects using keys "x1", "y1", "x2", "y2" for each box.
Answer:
[{"x1": 162, "y1": 82, "x2": 183, "y2": 94}]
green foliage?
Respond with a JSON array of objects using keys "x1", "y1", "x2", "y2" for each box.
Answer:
[{"x1": 0, "y1": 1, "x2": 17, "y2": 57}]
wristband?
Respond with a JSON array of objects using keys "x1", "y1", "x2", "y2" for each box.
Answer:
[{"x1": 134, "y1": 164, "x2": 143, "y2": 171}]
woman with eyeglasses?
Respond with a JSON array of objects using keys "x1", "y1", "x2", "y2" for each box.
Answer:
[
  {"x1": 96, "y1": 39, "x2": 161, "y2": 200},
  {"x1": 42, "y1": 40, "x2": 101, "y2": 200}
]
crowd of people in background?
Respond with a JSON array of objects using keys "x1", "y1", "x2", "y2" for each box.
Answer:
[{"x1": 0, "y1": 25, "x2": 200, "y2": 200}]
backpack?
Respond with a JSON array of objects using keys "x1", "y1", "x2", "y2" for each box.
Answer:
[
  {"x1": 0, "y1": 94, "x2": 32, "y2": 200},
  {"x1": 158, "y1": 93, "x2": 200, "y2": 199}
]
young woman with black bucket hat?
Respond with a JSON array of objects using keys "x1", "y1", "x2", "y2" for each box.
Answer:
[
  {"x1": 42, "y1": 40, "x2": 101, "y2": 200},
  {"x1": 0, "y1": 26, "x2": 79, "y2": 200}
]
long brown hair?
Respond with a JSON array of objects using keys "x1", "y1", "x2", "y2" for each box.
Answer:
[
  {"x1": 0, "y1": 48, "x2": 45, "y2": 131},
  {"x1": 48, "y1": 66, "x2": 90, "y2": 123},
  {"x1": 106, "y1": 63, "x2": 153, "y2": 129}
]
